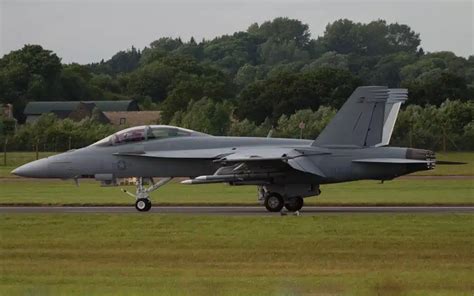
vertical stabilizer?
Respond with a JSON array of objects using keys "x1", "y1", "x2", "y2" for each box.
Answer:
[{"x1": 312, "y1": 86, "x2": 407, "y2": 147}]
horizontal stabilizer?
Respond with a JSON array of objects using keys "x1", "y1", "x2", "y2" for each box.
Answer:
[
  {"x1": 435, "y1": 160, "x2": 467, "y2": 165},
  {"x1": 353, "y1": 158, "x2": 434, "y2": 164}
]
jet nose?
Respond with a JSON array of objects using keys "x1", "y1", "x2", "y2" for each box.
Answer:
[{"x1": 11, "y1": 158, "x2": 50, "y2": 178}]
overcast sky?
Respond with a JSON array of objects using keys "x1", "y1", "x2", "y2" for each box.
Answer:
[{"x1": 1, "y1": 0, "x2": 472, "y2": 64}]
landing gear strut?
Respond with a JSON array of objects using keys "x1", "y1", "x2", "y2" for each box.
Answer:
[{"x1": 122, "y1": 177, "x2": 172, "y2": 212}]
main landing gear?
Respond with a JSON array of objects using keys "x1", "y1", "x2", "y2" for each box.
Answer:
[
  {"x1": 258, "y1": 184, "x2": 315, "y2": 214},
  {"x1": 121, "y1": 177, "x2": 172, "y2": 212},
  {"x1": 263, "y1": 193, "x2": 304, "y2": 213}
]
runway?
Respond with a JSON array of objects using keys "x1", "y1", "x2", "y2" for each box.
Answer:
[{"x1": 1, "y1": 206, "x2": 473, "y2": 215}]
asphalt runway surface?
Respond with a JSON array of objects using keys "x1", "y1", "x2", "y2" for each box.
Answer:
[{"x1": 1, "y1": 206, "x2": 473, "y2": 215}]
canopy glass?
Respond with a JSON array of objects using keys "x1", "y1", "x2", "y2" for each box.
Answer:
[{"x1": 90, "y1": 125, "x2": 208, "y2": 146}]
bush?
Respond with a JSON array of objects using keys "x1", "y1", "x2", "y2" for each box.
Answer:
[{"x1": 9, "y1": 114, "x2": 117, "y2": 151}]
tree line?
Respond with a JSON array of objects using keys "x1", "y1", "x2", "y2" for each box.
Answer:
[{"x1": 2, "y1": 99, "x2": 472, "y2": 151}]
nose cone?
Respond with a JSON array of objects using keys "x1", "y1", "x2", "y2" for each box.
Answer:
[{"x1": 11, "y1": 158, "x2": 50, "y2": 178}]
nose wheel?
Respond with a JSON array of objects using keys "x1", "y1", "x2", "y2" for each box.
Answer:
[
  {"x1": 135, "y1": 198, "x2": 152, "y2": 212},
  {"x1": 122, "y1": 177, "x2": 172, "y2": 212}
]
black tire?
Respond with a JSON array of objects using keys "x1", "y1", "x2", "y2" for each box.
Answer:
[
  {"x1": 264, "y1": 193, "x2": 284, "y2": 212},
  {"x1": 284, "y1": 196, "x2": 304, "y2": 212},
  {"x1": 135, "y1": 198, "x2": 151, "y2": 212},
  {"x1": 145, "y1": 199, "x2": 152, "y2": 211}
]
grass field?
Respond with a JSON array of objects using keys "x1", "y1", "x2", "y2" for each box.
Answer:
[
  {"x1": 0, "y1": 152, "x2": 56, "y2": 178},
  {"x1": 0, "y1": 178, "x2": 473, "y2": 206},
  {"x1": 1, "y1": 214, "x2": 472, "y2": 295},
  {"x1": 1, "y1": 151, "x2": 473, "y2": 177}
]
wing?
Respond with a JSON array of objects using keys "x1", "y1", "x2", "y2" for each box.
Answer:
[
  {"x1": 115, "y1": 146, "x2": 327, "y2": 184},
  {"x1": 183, "y1": 147, "x2": 327, "y2": 184}
]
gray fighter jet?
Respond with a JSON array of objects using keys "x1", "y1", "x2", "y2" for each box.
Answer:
[{"x1": 13, "y1": 86, "x2": 439, "y2": 212}]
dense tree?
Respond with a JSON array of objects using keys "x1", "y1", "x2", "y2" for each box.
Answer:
[
  {"x1": 170, "y1": 98, "x2": 232, "y2": 135},
  {"x1": 150, "y1": 37, "x2": 183, "y2": 52},
  {"x1": 228, "y1": 119, "x2": 260, "y2": 137},
  {"x1": 202, "y1": 32, "x2": 261, "y2": 74},
  {"x1": 400, "y1": 52, "x2": 470, "y2": 81},
  {"x1": 59, "y1": 64, "x2": 103, "y2": 101},
  {"x1": 317, "y1": 19, "x2": 362, "y2": 54},
  {"x1": 302, "y1": 51, "x2": 349, "y2": 71},
  {"x1": 89, "y1": 73, "x2": 122, "y2": 94},
  {"x1": 160, "y1": 71, "x2": 234, "y2": 123},
  {"x1": 402, "y1": 71, "x2": 470, "y2": 106},
  {"x1": 248, "y1": 17, "x2": 311, "y2": 48},
  {"x1": 386, "y1": 23, "x2": 421, "y2": 53},
  {"x1": 391, "y1": 100, "x2": 473, "y2": 150},
  {"x1": 235, "y1": 67, "x2": 360, "y2": 123},
  {"x1": 369, "y1": 52, "x2": 417, "y2": 87},
  {"x1": 274, "y1": 107, "x2": 336, "y2": 139},
  {"x1": 88, "y1": 47, "x2": 141, "y2": 75},
  {"x1": 247, "y1": 18, "x2": 314, "y2": 65},
  {"x1": 234, "y1": 64, "x2": 260, "y2": 86},
  {"x1": 126, "y1": 61, "x2": 174, "y2": 102},
  {"x1": 0, "y1": 45, "x2": 62, "y2": 121},
  {"x1": 317, "y1": 19, "x2": 420, "y2": 56}
]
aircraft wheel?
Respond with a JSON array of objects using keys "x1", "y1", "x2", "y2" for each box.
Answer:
[
  {"x1": 264, "y1": 193, "x2": 284, "y2": 212},
  {"x1": 135, "y1": 198, "x2": 151, "y2": 212},
  {"x1": 285, "y1": 196, "x2": 304, "y2": 212}
]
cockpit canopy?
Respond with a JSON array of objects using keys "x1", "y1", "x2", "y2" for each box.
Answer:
[{"x1": 91, "y1": 125, "x2": 209, "y2": 146}]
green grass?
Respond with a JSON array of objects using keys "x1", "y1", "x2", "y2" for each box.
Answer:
[
  {"x1": 0, "y1": 178, "x2": 472, "y2": 206},
  {"x1": 1, "y1": 214, "x2": 472, "y2": 295},
  {"x1": 0, "y1": 152, "x2": 55, "y2": 177},
  {"x1": 1, "y1": 151, "x2": 473, "y2": 177}
]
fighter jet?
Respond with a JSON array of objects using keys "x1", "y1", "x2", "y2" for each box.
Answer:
[{"x1": 12, "y1": 86, "x2": 439, "y2": 212}]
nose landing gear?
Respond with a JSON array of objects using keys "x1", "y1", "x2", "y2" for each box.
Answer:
[{"x1": 121, "y1": 177, "x2": 172, "y2": 212}]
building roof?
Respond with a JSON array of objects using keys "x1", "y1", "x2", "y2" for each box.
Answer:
[
  {"x1": 103, "y1": 111, "x2": 161, "y2": 126},
  {"x1": 68, "y1": 102, "x2": 110, "y2": 124},
  {"x1": 24, "y1": 100, "x2": 139, "y2": 115}
]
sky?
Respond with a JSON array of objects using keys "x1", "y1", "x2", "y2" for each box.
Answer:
[{"x1": 1, "y1": 0, "x2": 472, "y2": 64}]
